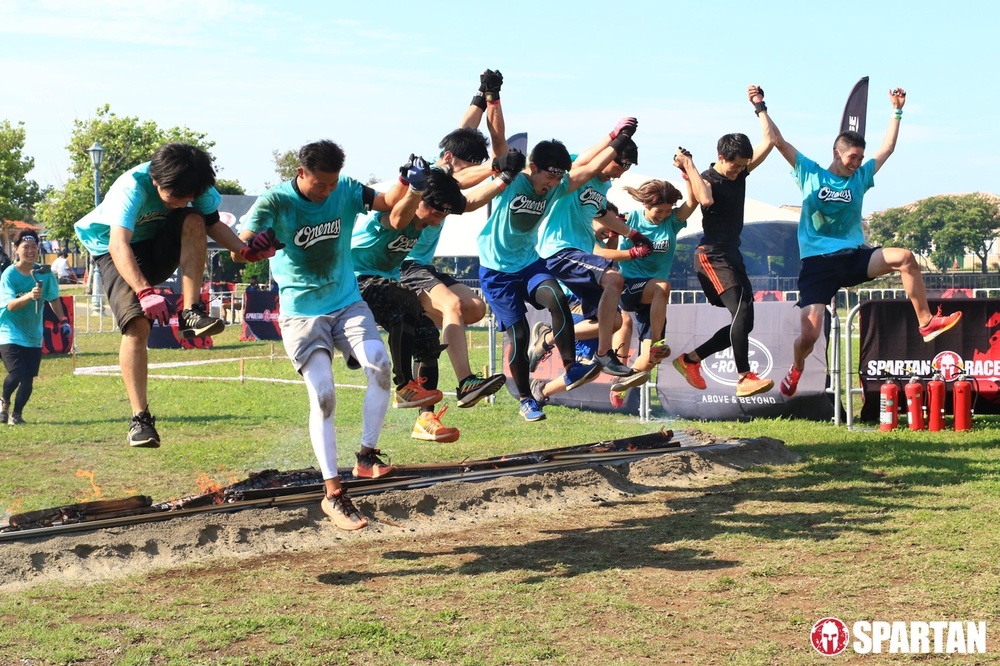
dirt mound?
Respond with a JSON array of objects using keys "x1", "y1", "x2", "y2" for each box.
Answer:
[{"x1": 0, "y1": 434, "x2": 797, "y2": 592}]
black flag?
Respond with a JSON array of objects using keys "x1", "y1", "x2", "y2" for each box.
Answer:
[{"x1": 840, "y1": 76, "x2": 869, "y2": 138}]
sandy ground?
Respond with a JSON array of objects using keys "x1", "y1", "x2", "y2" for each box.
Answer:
[{"x1": 0, "y1": 431, "x2": 798, "y2": 592}]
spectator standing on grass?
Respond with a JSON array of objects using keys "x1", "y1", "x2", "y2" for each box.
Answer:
[
  {"x1": 74, "y1": 143, "x2": 269, "y2": 448},
  {"x1": 0, "y1": 231, "x2": 71, "y2": 425},
  {"x1": 772, "y1": 87, "x2": 962, "y2": 397},
  {"x1": 236, "y1": 139, "x2": 407, "y2": 531}
]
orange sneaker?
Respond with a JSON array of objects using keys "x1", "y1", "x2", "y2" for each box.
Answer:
[
  {"x1": 650, "y1": 340, "x2": 672, "y2": 364},
  {"x1": 672, "y1": 355, "x2": 707, "y2": 390},
  {"x1": 393, "y1": 377, "x2": 443, "y2": 409},
  {"x1": 321, "y1": 489, "x2": 369, "y2": 530},
  {"x1": 736, "y1": 372, "x2": 774, "y2": 397},
  {"x1": 780, "y1": 365, "x2": 802, "y2": 397},
  {"x1": 918, "y1": 307, "x2": 962, "y2": 342},
  {"x1": 352, "y1": 449, "x2": 395, "y2": 479},
  {"x1": 411, "y1": 404, "x2": 460, "y2": 443}
]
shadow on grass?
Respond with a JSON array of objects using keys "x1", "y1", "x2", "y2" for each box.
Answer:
[{"x1": 315, "y1": 432, "x2": 996, "y2": 585}]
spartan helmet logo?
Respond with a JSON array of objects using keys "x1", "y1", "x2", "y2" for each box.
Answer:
[
  {"x1": 810, "y1": 617, "x2": 849, "y2": 656},
  {"x1": 932, "y1": 351, "x2": 964, "y2": 382}
]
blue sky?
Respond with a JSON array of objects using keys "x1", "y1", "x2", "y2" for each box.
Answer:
[{"x1": 2, "y1": 0, "x2": 995, "y2": 215}]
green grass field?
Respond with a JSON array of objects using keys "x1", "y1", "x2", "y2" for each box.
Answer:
[{"x1": 2, "y1": 320, "x2": 999, "y2": 664}]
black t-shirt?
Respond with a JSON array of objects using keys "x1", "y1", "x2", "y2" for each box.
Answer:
[{"x1": 698, "y1": 166, "x2": 748, "y2": 251}]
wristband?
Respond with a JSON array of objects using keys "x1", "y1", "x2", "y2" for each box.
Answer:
[
  {"x1": 487, "y1": 99, "x2": 501, "y2": 106},
  {"x1": 753, "y1": 101, "x2": 767, "y2": 116},
  {"x1": 470, "y1": 94, "x2": 487, "y2": 111},
  {"x1": 893, "y1": 109, "x2": 903, "y2": 119}
]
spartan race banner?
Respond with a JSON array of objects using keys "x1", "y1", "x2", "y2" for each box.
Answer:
[
  {"x1": 517, "y1": 308, "x2": 642, "y2": 414},
  {"x1": 241, "y1": 291, "x2": 282, "y2": 341},
  {"x1": 858, "y1": 299, "x2": 1000, "y2": 422},
  {"x1": 41, "y1": 296, "x2": 74, "y2": 355},
  {"x1": 147, "y1": 291, "x2": 215, "y2": 350},
  {"x1": 659, "y1": 302, "x2": 833, "y2": 420}
]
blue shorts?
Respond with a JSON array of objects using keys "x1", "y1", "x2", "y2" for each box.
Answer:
[
  {"x1": 566, "y1": 294, "x2": 597, "y2": 360},
  {"x1": 620, "y1": 278, "x2": 653, "y2": 341},
  {"x1": 544, "y1": 249, "x2": 611, "y2": 319},
  {"x1": 479, "y1": 259, "x2": 555, "y2": 331},
  {"x1": 797, "y1": 247, "x2": 877, "y2": 307}
]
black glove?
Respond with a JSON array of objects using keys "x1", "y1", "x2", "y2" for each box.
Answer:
[
  {"x1": 493, "y1": 149, "x2": 526, "y2": 184},
  {"x1": 481, "y1": 69, "x2": 503, "y2": 102}
]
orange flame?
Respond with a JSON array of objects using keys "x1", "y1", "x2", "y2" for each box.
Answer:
[
  {"x1": 76, "y1": 469, "x2": 104, "y2": 501},
  {"x1": 195, "y1": 472, "x2": 226, "y2": 505}
]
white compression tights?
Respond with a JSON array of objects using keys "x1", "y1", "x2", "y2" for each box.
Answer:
[{"x1": 299, "y1": 339, "x2": 391, "y2": 479}]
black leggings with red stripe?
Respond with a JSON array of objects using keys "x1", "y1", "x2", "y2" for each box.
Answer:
[{"x1": 693, "y1": 285, "x2": 755, "y2": 374}]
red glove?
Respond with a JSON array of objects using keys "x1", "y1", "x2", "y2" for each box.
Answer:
[
  {"x1": 627, "y1": 228, "x2": 653, "y2": 251},
  {"x1": 240, "y1": 228, "x2": 286, "y2": 262},
  {"x1": 628, "y1": 244, "x2": 653, "y2": 259},
  {"x1": 136, "y1": 287, "x2": 169, "y2": 325}
]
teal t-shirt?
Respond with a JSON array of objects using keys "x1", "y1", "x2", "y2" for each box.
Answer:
[
  {"x1": 793, "y1": 152, "x2": 875, "y2": 259},
  {"x1": 351, "y1": 212, "x2": 424, "y2": 280},
  {"x1": 239, "y1": 177, "x2": 369, "y2": 317},
  {"x1": 0, "y1": 264, "x2": 60, "y2": 348},
  {"x1": 618, "y1": 209, "x2": 686, "y2": 281},
  {"x1": 537, "y1": 169, "x2": 610, "y2": 258},
  {"x1": 75, "y1": 162, "x2": 221, "y2": 256},
  {"x1": 478, "y1": 172, "x2": 571, "y2": 272}
]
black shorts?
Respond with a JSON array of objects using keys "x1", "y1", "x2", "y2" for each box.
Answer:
[
  {"x1": 95, "y1": 208, "x2": 196, "y2": 331},
  {"x1": 399, "y1": 261, "x2": 460, "y2": 294},
  {"x1": 797, "y1": 247, "x2": 877, "y2": 307},
  {"x1": 695, "y1": 246, "x2": 752, "y2": 307},
  {"x1": 620, "y1": 278, "x2": 653, "y2": 341},
  {"x1": 357, "y1": 275, "x2": 441, "y2": 360},
  {"x1": 0, "y1": 344, "x2": 43, "y2": 379}
]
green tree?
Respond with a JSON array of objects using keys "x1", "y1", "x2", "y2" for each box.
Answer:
[
  {"x1": 214, "y1": 178, "x2": 245, "y2": 195},
  {"x1": 867, "y1": 194, "x2": 1000, "y2": 273},
  {"x1": 0, "y1": 120, "x2": 46, "y2": 222},
  {"x1": 35, "y1": 105, "x2": 215, "y2": 250},
  {"x1": 271, "y1": 149, "x2": 298, "y2": 184}
]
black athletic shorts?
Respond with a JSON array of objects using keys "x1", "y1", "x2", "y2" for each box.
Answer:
[
  {"x1": 694, "y1": 245, "x2": 752, "y2": 307},
  {"x1": 95, "y1": 208, "x2": 203, "y2": 331},
  {"x1": 0, "y1": 344, "x2": 43, "y2": 379},
  {"x1": 399, "y1": 261, "x2": 460, "y2": 295},
  {"x1": 797, "y1": 247, "x2": 877, "y2": 307}
]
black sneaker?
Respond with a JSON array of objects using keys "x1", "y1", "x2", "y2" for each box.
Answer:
[
  {"x1": 456, "y1": 373, "x2": 506, "y2": 408},
  {"x1": 0, "y1": 398, "x2": 8, "y2": 425},
  {"x1": 594, "y1": 349, "x2": 632, "y2": 377},
  {"x1": 178, "y1": 304, "x2": 225, "y2": 339},
  {"x1": 527, "y1": 321, "x2": 554, "y2": 372},
  {"x1": 8, "y1": 412, "x2": 25, "y2": 425},
  {"x1": 352, "y1": 449, "x2": 394, "y2": 479},
  {"x1": 128, "y1": 410, "x2": 161, "y2": 448}
]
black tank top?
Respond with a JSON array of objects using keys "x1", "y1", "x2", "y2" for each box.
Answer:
[{"x1": 699, "y1": 166, "x2": 748, "y2": 251}]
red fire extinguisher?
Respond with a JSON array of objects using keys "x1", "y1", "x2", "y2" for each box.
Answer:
[
  {"x1": 926, "y1": 373, "x2": 946, "y2": 432},
  {"x1": 879, "y1": 378, "x2": 899, "y2": 432},
  {"x1": 904, "y1": 376, "x2": 925, "y2": 431},
  {"x1": 954, "y1": 374, "x2": 974, "y2": 431}
]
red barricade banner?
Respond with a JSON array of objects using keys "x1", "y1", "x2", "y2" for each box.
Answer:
[
  {"x1": 858, "y1": 299, "x2": 999, "y2": 422},
  {"x1": 41, "y1": 296, "x2": 74, "y2": 355}
]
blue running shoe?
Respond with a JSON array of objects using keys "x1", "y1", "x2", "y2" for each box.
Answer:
[
  {"x1": 519, "y1": 397, "x2": 546, "y2": 422},
  {"x1": 563, "y1": 361, "x2": 601, "y2": 391}
]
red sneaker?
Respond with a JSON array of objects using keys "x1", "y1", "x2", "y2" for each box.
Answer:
[
  {"x1": 393, "y1": 377, "x2": 443, "y2": 409},
  {"x1": 672, "y1": 355, "x2": 707, "y2": 390},
  {"x1": 780, "y1": 365, "x2": 802, "y2": 397},
  {"x1": 918, "y1": 307, "x2": 962, "y2": 342}
]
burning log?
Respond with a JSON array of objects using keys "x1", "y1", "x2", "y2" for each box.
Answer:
[{"x1": 6, "y1": 496, "x2": 153, "y2": 530}]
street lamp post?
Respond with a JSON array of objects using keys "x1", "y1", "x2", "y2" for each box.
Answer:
[{"x1": 86, "y1": 142, "x2": 105, "y2": 309}]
